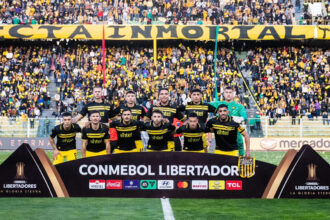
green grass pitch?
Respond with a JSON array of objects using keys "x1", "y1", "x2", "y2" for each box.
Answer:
[{"x1": 0, "y1": 151, "x2": 329, "y2": 220}]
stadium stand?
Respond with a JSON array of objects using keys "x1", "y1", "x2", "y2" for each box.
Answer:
[
  {"x1": 0, "y1": 38, "x2": 328, "y2": 138},
  {"x1": 0, "y1": 0, "x2": 312, "y2": 25}
]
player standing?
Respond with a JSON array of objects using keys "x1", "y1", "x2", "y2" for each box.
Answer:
[
  {"x1": 178, "y1": 88, "x2": 216, "y2": 151},
  {"x1": 210, "y1": 86, "x2": 247, "y2": 156},
  {"x1": 74, "y1": 86, "x2": 114, "y2": 126},
  {"x1": 81, "y1": 111, "x2": 110, "y2": 158},
  {"x1": 179, "y1": 88, "x2": 216, "y2": 124},
  {"x1": 49, "y1": 112, "x2": 81, "y2": 165},
  {"x1": 112, "y1": 91, "x2": 148, "y2": 121},
  {"x1": 146, "y1": 88, "x2": 183, "y2": 151}
]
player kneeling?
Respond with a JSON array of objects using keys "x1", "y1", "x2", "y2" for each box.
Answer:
[
  {"x1": 49, "y1": 112, "x2": 81, "y2": 165},
  {"x1": 82, "y1": 111, "x2": 110, "y2": 158},
  {"x1": 176, "y1": 112, "x2": 208, "y2": 153},
  {"x1": 143, "y1": 110, "x2": 176, "y2": 152},
  {"x1": 110, "y1": 108, "x2": 144, "y2": 153}
]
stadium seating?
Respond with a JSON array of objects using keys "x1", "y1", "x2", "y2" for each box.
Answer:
[{"x1": 0, "y1": 0, "x2": 320, "y2": 25}]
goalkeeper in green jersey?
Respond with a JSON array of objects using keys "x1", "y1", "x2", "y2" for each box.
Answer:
[{"x1": 210, "y1": 86, "x2": 248, "y2": 156}]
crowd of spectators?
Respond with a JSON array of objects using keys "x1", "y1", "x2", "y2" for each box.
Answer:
[
  {"x1": 241, "y1": 42, "x2": 330, "y2": 124},
  {"x1": 0, "y1": 42, "x2": 52, "y2": 120},
  {"x1": 54, "y1": 40, "x2": 244, "y2": 115},
  {"x1": 0, "y1": 40, "x2": 329, "y2": 129},
  {"x1": 0, "y1": 0, "x2": 300, "y2": 25},
  {"x1": 0, "y1": 40, "x2": 246, "y2": 118}
]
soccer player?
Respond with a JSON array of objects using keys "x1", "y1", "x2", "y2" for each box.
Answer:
[
  {"x1": 178, "y1": 88, "x2": 216, "y2": 151},
  {"x1": 82, "y1": 111, "x2": 110, "y2": 158},
  {"x1": 142, "y1": 110, "x2": 176, "y2": 152},
  {"x1": 146, "y1": 88, "x2": 183, "y2": 124},
  {"x1": 210, "y1": 86, "x2": 248, "y2": 156},
  {"x1": 110, "y1": 108, "x2": 144, "y2": 153},
  {"x1": 49, "y1": 112, "x2": 81, "y2": 165},
  {"x1": 146, "y1": 88, "x2": 183, "y2": 151},
  {"x1": 206, "y1": 104, "x2": 250, "y2": 157},
  {"x1": 179, "y1": 88, "x2": 216, "y2": 124},
  {"x1": 74, "y1": 86, "x2": 113, "y2": 126},
  {"x1": 176, "y1": 112, "x2": 208, "y2": 153},
  {"x1": 112, "y1": 91, "x2": 148, "y2": 121}
]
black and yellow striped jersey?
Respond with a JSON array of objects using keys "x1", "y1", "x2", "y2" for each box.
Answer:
[
  {"x1": 110, "y1": 120, "x2": 144, "y2": 150},
  {"x1": 112, "y1": 104, "x2": 147, "y2": 121},
  {"x1": 141, "y1": 122, "x2": 176, "y2": 151},
  {"x1": 50, "y1": 123, "x2": 81, "y2": 151},
  {"x1": 80, "y1": 101, "x2": 114, "y2": 123},
  {"x1": 178, "y1": 102, "x2": 216, "y2": 124},
  {"x1": 146, "y1": 104, "x2": 183, "y2": 124},
  {"x1": 176, "y1": 124, "x2": 209, "y2": 151},
  {"x1": 82, "y1": 123, "x2": 110, "y2": 152},
  {"x1": 206, "y1": 116, "x2": 245, "y2": 151}
]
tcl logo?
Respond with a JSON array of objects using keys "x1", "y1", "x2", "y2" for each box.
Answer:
[
  {"x1": 226, "y1": 181, "x2": 242, "y2": 190},
  {"x1": 106, "y1": 180, "x2": 123, "y2": 189}
]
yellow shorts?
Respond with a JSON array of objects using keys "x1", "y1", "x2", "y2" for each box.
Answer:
[
  {"x1": 135, "y1": 140, "x2": 144, "y2": 152},
  {"x1": 214, "y1": 149, "x2": 239, "y2": 157},
  {"x1": 86, "y1": 150, "x2": 107, "y2": 158},
  {"x1": 113, "y1": 140, "x2": 144, "y2": 153},
  {"x1": 113, "y1": 148, "x2": 140, "y2": 154},
  {"x1": 146, "y1": 149, "x2": 172, "y2": 152},
  {"x1": 53, "y1": 149, "x2": 77, "y2": 165},
  {"x1": 182, "y1": 149, "x2": 205, "y2": 153},
  {"x1": 146, "y1": 141, "x2": 175, "y2": 152},
  {"x1": 202, "y1": 133, "x2": 208, "y2": 149}
]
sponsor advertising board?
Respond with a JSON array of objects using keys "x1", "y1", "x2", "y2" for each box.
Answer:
[{"x1": 0, "y1": 144, "x2": 328, "y2": 198}]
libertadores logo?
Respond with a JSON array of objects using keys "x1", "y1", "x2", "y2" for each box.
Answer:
[
  {"x1": 2, "y1": 161, "x2": 37, "y2": 189},
  {"x1": 89, "y1": 180, "x2": 105, "y2": 189},
  {"x1": 226, "y1": 181, "x2": 242, "y2": 190},
  {"x1": 293, "y1": 163, "x2": 329, "y2": 191},
  {"x1": 106, "y1": 180, "x2": 122, "y2": 189},
  {"x1": 307, "y1": 164, "x2": 318, "y2": 181},
  {"x1": 15, "y1": 162, "x2": 26, "y2": 181}
]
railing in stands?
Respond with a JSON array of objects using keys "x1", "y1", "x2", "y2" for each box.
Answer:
[{"x1": 1, "y1": 116, "x2": 329, "y2": 138}]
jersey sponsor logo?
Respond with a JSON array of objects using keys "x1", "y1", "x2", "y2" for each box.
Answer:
[
  {"x1": 175, "y1": 181, "x2": 190, "y2": 189},
  {"x1": 191, "y1": 180, "x2": 208, "y2": 190},
  {"x1": 140, "y1": 180, "x2": 157, "y2": 190},
  {"x1": 89, "y1": 180, "x2": 105, "y2": 189},
  {"x1": 226, "y1": 180, "x2": 242, "y2": 190},
  {"x1": 209, "y1": 180, "x2": 225, "y2": 190},
  {"x1": 157, "y1": 180, "x2": 174, "y2": 190},
  {"x1": 123, "y1": 180, "x2": 140, "y2": 190},
  {"x1": 106, "y1": 180, "x2": 122, "y2": 189}
]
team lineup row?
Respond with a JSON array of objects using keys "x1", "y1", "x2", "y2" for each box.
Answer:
[{"x1": 49, "y1": 86, "x2": 249, "y2": 165}]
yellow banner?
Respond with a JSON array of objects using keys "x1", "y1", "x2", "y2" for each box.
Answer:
[{"x1": 0, "y1": 25, "x2": 328, "y2": 40}]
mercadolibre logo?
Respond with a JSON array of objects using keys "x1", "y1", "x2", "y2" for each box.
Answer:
[{"x1": 279, "y1": 139, "x2": 330, "y2": 149}]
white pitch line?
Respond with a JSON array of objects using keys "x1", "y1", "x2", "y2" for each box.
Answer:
[{"x1": 161, "y1": 198, "x2": 175, "y2": 220}]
